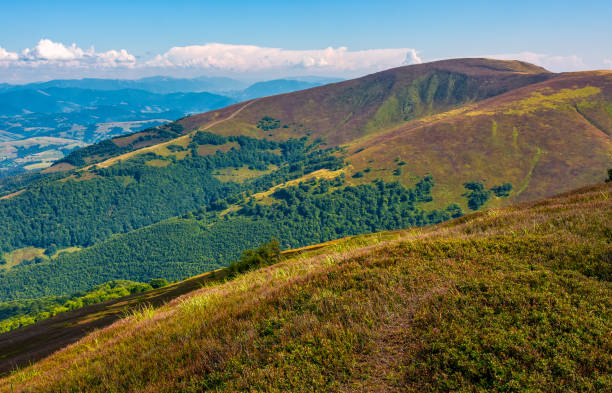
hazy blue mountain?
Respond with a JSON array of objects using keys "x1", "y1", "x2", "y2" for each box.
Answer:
[
  {"x1": 228, "y1": 77, "x2": 344, "y2": 100},
  {"x1": 0, "y1": 88, "x2": 235, "y2": 116},
  {"x1": 0, "y1": 75, "x2": 344, "y2": 175},
  {"x1": 0, "y1": 88, "x2": 236, "y2": 175},
  {"x1": 288, "y1": 76, "x2": 345, "y2": 84},
  {"x1": 233, "y1": 79, "x2": 323, "y2": 100},
  {"x1": 1, "y1": 76, "x2": 249, "y2": 95}
]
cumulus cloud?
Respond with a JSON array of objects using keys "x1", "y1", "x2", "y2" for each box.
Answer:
[
  {"x1": 147, "y1": 43, "x2": 421, "y2": 73},
  {"x1": 604, "y1": 59, "x2": 612, "y2": 68},
  {"x1": 5, "y1": 39, "x2": 136, "y2": 68},
  {"x1": 21, "y1": 39, "x2": 85, "y2": 61},
  {"x1": 484, "y1": 51, "x2": 588, "y2": 72},
  {"x1": 0, "y1": 39, "x2": 421, "y2": 82},
  {"x1": 0, "y1": 47, "x2": 19, "y2": 65}
]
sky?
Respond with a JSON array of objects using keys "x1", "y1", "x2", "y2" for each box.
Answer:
[{"x1": 1, "y1": 0, "x2": 611, "y2": 83}]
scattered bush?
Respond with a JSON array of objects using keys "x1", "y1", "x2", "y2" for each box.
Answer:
[
  {"x1": 445, "y1": 203, "x2": 464, "y2": 218},
  {"x1": 167, "y1": 145, "x2": 185, "y2": 152},
  {"x1": 256, "y1": 116, "x2": 281, "y2": 131},
  {"x1": 463, "y1": 182, "x2": 491, "y2": 210},
  {"x1": 44, "y1": 244, "x2": 58, "y2": 257},
  {"x1": 228, "y1": 239, "x2": 280, "y2": 277},
  {"x1": 149, "y1": 278, "x2": 169, "y2": 289},
  {"x1": 491, "y1": 183, "x2": 513, "y2": 197}
]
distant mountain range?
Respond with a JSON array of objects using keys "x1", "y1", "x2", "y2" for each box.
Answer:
[
  {"x1": 226, "y1": 77, "x2": 343, "y2": 101},
  {"x1": 0, "y1": 76, "x2": 342, "y2": 174},
  {"x1": 0, "y1": 75, "x2": 343, "y2": 95},
  {"x1": 0, "y1": 76, "x2": 249, "y2": 94}
]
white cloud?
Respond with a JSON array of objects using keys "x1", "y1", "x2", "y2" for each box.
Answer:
[
  {"x1": 0, "y1": 47, "x2": 18, "y2": 64},
  {"x1": 0, "y1": 39, "x2": 420, "y2": 82},
  {"x1": 5, "y1": 39, "x2": 136, "y2": 68},
  {"x1": 403, "y1": 49, "x2": 422, "y2": 65},
  {"x1": 95, "y1": 49, "x2": 136, "y2": 67},
  {"x1": 604, "y1": 59, "x2": 612, "y2": 68},
  {"x1": 147, "y1": 43, "x2": 421, "y2": 74},
  {"x1": 21, "y1": 39, "x2": 85, "y2": 61},
  {"x1": 484, "y1": 51, "x2": 588, "y2": 72}
]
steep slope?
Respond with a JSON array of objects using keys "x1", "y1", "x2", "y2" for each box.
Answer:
[
  {"x1": 179, "y1": 58, "x2": 552, "y2": 145},
  {"x1": 0, "y1": 59, "x2": 553, "y2": 256},
  {"x1": 346, "y1": 71, "x2": 612, "y2": 207},
  {"x1": 1, "y1": 182, "x2": 609, "y2": 392},
  {"x1": 46, "y1": 60, "x2": 611, "y2": 211}
]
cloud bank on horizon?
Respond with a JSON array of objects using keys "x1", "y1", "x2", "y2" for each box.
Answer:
[
  {"x1": 0, "y1": 39, "x2": 608, "y2": 83},
  {"x1": 0, "y1": 39, "x2": 422, "y2": 83}
]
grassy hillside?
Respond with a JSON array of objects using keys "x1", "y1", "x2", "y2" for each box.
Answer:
[
  {"x1": 1, "y1": 182, "x2": 609, "y2": 392},
  {"x1": 180, "y1": 58, "x2": 552, "y2": 146},
  {"x1": 346, "y1": 71, "x2": 612, "y2": 208}
]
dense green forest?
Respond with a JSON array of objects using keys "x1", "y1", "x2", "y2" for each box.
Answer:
[
  {"x1": 0, "y1": 279, "x2": 164, "y2": 333},
  {"x1": 0, "y1": 133, "x2": 340, "y2": 254},
  {"x1": 0, "y1": 173, "x2": 511, "y2": 302}
]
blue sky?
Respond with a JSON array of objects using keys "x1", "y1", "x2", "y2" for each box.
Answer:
[{"x1": 1, "y1": 0, "x2": 611, "y2": 82}]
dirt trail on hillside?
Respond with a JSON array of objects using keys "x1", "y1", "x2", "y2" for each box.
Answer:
[{"x1": 202, "y1": 99, "x2": 259, "y2": 130}]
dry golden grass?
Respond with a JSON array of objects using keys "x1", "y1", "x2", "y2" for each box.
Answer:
[
  {"x1": 197, "y1": 142, "x2": 239, "y2": 157},
  {"x1": 1, "y1": 247, "x2": 46, "y2": 270},
  {"x1": 251, "y1": 168, "x2": 344, "y2": 204},
  {"x1": 0, "y1": 189, "x2": 25, "y2": 200},
  {"x1": 213, "y1": 164, "x2": 278, "y2": 183},
  {"x1": 144, "y1": 159, "x2": 170, "y2": 168}
]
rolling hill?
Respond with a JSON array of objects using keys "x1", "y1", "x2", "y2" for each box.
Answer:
[
  {"x1": 1, "y1": 181, "x2": 609, "y2": 391},
  {"x1": 0, "y1": 58, "x2": 610, "y2": 304}
]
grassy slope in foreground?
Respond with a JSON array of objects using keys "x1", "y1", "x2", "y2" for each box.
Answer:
[{"x1": 2, "y1": 182, "x2": 610, "y2": 392}]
